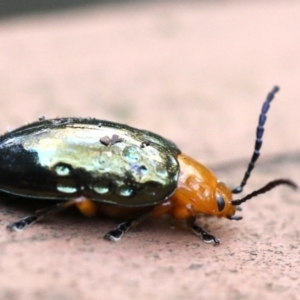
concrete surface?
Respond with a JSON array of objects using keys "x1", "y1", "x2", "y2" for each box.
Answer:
[{"x1": 0, "y1": 1, "x2": 299, "y2": 300}]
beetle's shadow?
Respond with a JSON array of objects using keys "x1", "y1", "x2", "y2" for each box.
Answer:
[{"x1": 0, "y1": 195, "x2": 63, "y2": 213}]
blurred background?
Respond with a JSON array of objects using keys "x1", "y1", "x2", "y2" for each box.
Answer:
[{"x1": 0, "y1": 1, "x2": 299, "y2": 299}]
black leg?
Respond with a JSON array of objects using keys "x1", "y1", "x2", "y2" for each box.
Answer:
[
  {"x1": 104, "y1": 210, "x2": 152, "y2": 242},
  {"x1": 7, "y1": 215, "x2": 39, "y2": 231},
  {"x1": 103, "y1": 221, "x2": 132, "y2": 241},
  {"x1": 187, "y1": 218, "x2": 220, "y2": 245},
  {"x1": 6, "y1": 198, "x2": 84, "y2": 231}
]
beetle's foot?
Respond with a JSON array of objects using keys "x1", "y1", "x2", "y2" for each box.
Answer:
[
  {"x1": 103, "y1": 221, "x2": 130, "y2": 242},
  {"x1": 228, "y1": 215, "x2": 243, "y2": 221},
  {"x1": 104, "y1": 229, "x2": 123, "y2": 242},
  {"x1": 6, "y1": 215, "x2": 38, "y2": 231},
  {"x1": 235, "y1": 205, "x2": 242, "y2": 211},
  {"x1": 103, "y1": 210, "x2": 152, "y2": 242},
  {"x1": 191, "y1": 224, "x2": 220, "y2": 245}
]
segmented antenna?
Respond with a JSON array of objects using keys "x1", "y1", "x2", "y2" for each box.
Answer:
[
  {"x1": 232, "y1": 86, "x2": 280, "y2": 194},
  {"x1": 231, "y1": 179, "x2": 298, "y2": 205}
]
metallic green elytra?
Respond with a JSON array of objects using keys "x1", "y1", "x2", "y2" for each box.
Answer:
[{"x1": 0, "y1": 118, "x2": 180, "y2": 207}]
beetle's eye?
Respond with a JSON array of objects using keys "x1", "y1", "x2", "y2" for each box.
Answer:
[{"x1": 216, "y1": 194, "x2": 225, "y2": 212}]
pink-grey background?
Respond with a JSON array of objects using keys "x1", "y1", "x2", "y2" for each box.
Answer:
[{"x1": 0, "y1": 1, "x2": 299, "y2": 299}]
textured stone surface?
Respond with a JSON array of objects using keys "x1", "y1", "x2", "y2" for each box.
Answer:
[{"x1": 0, "y1": 2, "x2": 299, "y2": 299}]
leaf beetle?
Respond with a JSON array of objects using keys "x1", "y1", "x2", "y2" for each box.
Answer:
[{"x1": 0, "y1": 86, "x2": 297, "y2": 244}]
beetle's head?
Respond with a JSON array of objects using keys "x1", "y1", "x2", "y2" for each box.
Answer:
[{"x1": 172, "y1": 154, "x2": 297, "y2": 220}]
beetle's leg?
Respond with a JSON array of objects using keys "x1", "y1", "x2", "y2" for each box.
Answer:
[
  {"x1": 7, "y1": 196, "x2": 96, "y2": 231},
  {"x1": 187, "y1": 217, "x2": 220, "y2": 245},
  {"x1": 191, "y1": 225, "x2": 220, "y2": 245},
  {"x1": 7, "y1": 201, "x2": 72, "y2": 231},
  {"x1": 7, "y1": 215, "x2": 39, "y2": 231},
  {"x1": 104, "y1": 210, "x2": 152, "y2": 242}
]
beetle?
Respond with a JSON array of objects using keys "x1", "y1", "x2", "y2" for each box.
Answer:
[{"x1": 0, "y1": 86, "x2": 297, "y2": 244}]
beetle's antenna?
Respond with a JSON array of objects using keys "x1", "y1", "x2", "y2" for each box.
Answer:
[
  {"x1": 232, "y1": 86, "x2": 280, "y2": 194},
  {"x1": 231, "y1": 179, "x2": 298, "y2": 206}
]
